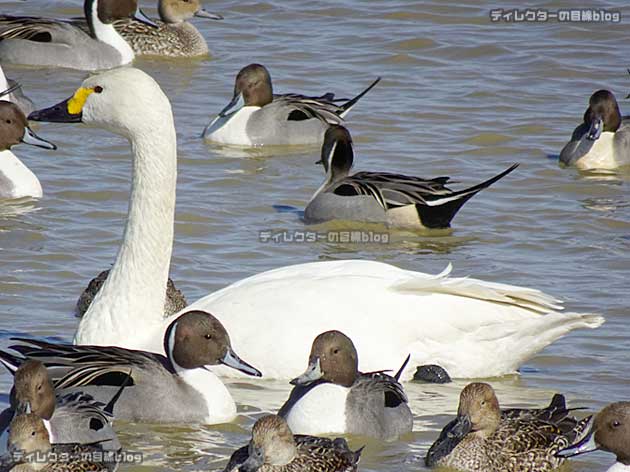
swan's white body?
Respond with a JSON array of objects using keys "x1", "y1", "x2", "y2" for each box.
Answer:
[
  {"x1": 71, "y1": 68, "x2": 604, "y2": 380},
  {"x1": 0, "y1": 65, "x2": 41, "y2": 200}
]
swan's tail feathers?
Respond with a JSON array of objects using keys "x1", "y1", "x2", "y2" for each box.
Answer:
[
  {"x1": 339, "y1": 77, "x2": 381, "y2": 117},
  {"x1": 499, "y1": 312, "x2": 604, "y2": 375},
  {"x1": 416, "y1": 164, "x2": 519, "y2": 228},
  {"x1": 393, "y1": 265, "x2": 564, "y2": 314}
]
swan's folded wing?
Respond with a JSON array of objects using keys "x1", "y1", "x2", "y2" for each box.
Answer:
[{"x1": 392, "y1": 265, "x2": 564, "y2": 313}]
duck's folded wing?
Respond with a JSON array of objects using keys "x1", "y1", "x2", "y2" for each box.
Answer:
[
  {"x1": 0, "y1": 16, "x2": 85, "y2": 45},
  {"x1": 6, "y1": 338, "x2": 165, "y2": 388},
  {"x1": 355, "y1": 372, "x2": 408, "y2": 407},
  {"x1": 334, "y1": 172, "x2": 455, "y2": 210},
  {"x1": 273, "y1": 94, "x2": 346, "y2": 125},
  {"x1": 53, "y1": 392, "x2": 120, "y2": 451}
]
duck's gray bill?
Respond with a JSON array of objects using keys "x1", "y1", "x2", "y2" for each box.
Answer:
[
  {"x1": 448, "y1": 415, "x2": 472, "y2": 438},
  {"x1": 556, "y1": 417, "x2": 597, "y2": 458},
  {"x1": 587, "y1": 117, "x2": 603, "y2": 141},
  {"x1": 21, "y1": 126, "x2": 57, "y2": 150},
  {"x1": 195, "y1": 9, "x2": 224, "y2": 20},
  {"x1": 218, "y1": 92, "x2": 245, "y2": 117},
  {"x1": 221, "y1": 347, "x2": 262, "y2": 377},
  {"x1": 133, "y1": 8, "x2": 158, "y2": 28},
  {"x1": 290, "y1": 358, "x2": 323, "y2": 386}
]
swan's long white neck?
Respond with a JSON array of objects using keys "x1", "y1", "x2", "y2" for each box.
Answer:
[
  {"x1": 90, "y1": 0, "x2": 135, "y2": 64},
  {"x1": 75, "y1": 104, "x2": 177, "y2": 347}
]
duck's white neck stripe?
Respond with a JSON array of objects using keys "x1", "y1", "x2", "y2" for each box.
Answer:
[
  {"x1": 90, "y1": 0, "x2": 135, "y2": 65},
  {"x1": 0, "y1": 65, "x2": 9, "y2": 96}
]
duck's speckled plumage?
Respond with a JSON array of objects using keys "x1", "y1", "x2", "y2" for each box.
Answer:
[
  {"x1": 4, "y1": 413, "x2": 111, "y2": 472},
  {"x1": 223, "y1": 415, "x2": 361, "y2": 472},
  {"x1": 427, "y1": 383, "x2": 590, "y2": 472},
  {"x1": 114, "y1": 19, "x2": 208, "y2": 57}
]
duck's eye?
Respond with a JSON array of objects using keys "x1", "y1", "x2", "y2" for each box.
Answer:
[
  {"x1": 94, "y1": 86, "x2": 103, "y2": 94},
  {"x1": 31, "y1": 431, "x2": 36, "y2": 436},
  {"x1": 5, "y1": 119, "x2": 11, "y2": 124},
  {"x1": 612, "y1": 420, "x2": 621, "y2": 428},
  {"x1": 204, "y1": 334, "x2": 212, "y2": 340},
  {"x1": 37, "y1": 384, "x2": 42, "y2": 391},
  {"x1": 333, "y1": 348, "x2": 339, "y2": 355},
  {"x1": 480, "y1": 401, "x2": 486, "y2": 406}
]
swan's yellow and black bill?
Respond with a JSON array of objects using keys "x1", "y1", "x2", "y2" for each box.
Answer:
[{"x1": 28, "y1": 87, "x2": 96, "y2": 123}]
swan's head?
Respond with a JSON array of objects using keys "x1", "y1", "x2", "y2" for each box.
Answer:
[{"x1": 28, "y1": 67, "x2": 173, "y2": 141}]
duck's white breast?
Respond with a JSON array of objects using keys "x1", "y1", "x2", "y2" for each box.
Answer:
[
  {"x1": 179, "y1": 368, "x2": 237, "y2": 424},
  {"x1": 202, "y1": 107, "x2": 259, "y2": 146},
  {"x1": 284, "y1": 383, "x2": 348, "y2": 435},
  {"x1": 0, "y1": 150, "x2": 42, "y2": 199},
  {"x1": 576, "y1": 132, "x2": 617, "y2": 170},
  {"x1": 607, "y1": 463, "x2": 630, "y2": 472}
]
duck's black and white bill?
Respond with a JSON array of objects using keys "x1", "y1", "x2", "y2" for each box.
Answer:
[
  {"x1": 21, "y1": 126, "x2": 57, "y2": 150},
  {"x1": 290, "y1": 358, "x2": 323, "y2": 386},
  {"x1": 220, "y1": 347, "x2": 262, "y2": 377}
]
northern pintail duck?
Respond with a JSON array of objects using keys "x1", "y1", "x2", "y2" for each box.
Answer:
[
  {"x1": 559, "y1": 402, "x2": 630, "y2": 471},
  {"x1": 28, "y1": 68, "x2": 603, "y2": 381},
  {"x1": 74, "y1": 269, "x2": 187, "y2": 318},
  {"x1": 0, "y1": 310, "x2": 261, "y2": 424},
  {"x1": 0, "y1": 0, "x2": 156, "y2": 71},
  {"x1": 279, "y1": 330, "x2": 412, "y2": 440},
  {"x1": 425, "y1": 383, "x2": 591, "y2": 471},
  {"x1": 0, "y1": 100, "x2": 55, "y2": 200},
  {"x1": 560, "y1": 90, "x2": 630, "y2": 170},
  {"x1": 222, "y1": 415, "x2": 362, "y2": 472},
  {"x1": 2, "y1": 413, "x2": 113, "y2": 471},
  {"x1": 305, "y1": 125, "x2": 519, "y2": 229},
  {"x1": 202, "y1": 63, "x2": 380, "y2": 146},
  {"x1": 0, "y1": 360, "x2": 119, "y2": 453},
  {"x1": 113, "y1": 0, "x2": 222, "y2": 57}
]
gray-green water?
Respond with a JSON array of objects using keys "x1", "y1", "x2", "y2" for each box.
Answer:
[{"x1": 1, "y1": 0, "x2": 629, "y2": 470}]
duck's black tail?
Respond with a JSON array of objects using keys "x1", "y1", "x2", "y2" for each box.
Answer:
[
  {"x1": 416, "y1": 163, "x2": 519, "y2": 229},
  {"x1": 339, "y1": 77, "x2": 382, "y2": 116}
]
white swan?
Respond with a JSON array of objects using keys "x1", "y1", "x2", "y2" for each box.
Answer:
[{"x1": 29, "y1": 68, "x2": 604, "y2": 381}]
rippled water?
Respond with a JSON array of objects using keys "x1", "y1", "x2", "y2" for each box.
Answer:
[{"x1": 1, "y1": 0, "x2": 629, "y2": 470}]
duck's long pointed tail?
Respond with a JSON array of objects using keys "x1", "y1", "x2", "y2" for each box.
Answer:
[
  {"x1": 339, "y1": 77, "x2": 381, "y2": 117},
  {"x1": 416, "y1": 163, "x2": 519, "y2": 228}
]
